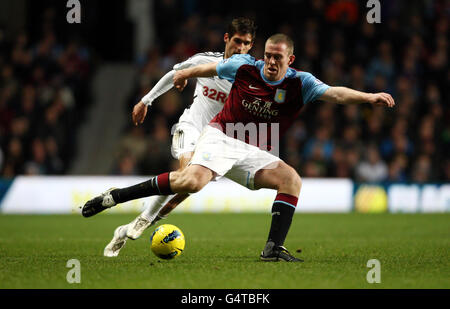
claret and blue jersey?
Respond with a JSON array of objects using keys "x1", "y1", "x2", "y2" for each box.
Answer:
[{"x1": 211, "y1": 54, "x2": 330, "y2": 146}]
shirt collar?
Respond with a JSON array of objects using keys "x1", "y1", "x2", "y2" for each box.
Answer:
[{"x1": 259, "y1": 64, "x2": 288, "y2": 86}]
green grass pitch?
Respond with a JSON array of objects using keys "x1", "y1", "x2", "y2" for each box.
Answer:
[{"x1": 0, "y1": 213, "x2": 448, "y2": 289}]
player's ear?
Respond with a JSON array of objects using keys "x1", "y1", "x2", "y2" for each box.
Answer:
[
  {"x1": 224, "y1": 33, "x2": 229, "y2": 43},
  {"x1": 288, "y1": 54, "x2": 295, "y2": 66}
]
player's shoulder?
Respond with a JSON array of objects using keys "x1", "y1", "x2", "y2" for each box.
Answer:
[
  {"x1": 286, "y1": 68, "x2": 324, "y2": 85},
  {"x1": 174, "y1": 52, "x2": 224, "y2": 70},
  {"x1": 287, "y1": 68, "x2": 329, "y2": 90},
  {"x1": 182, "y1": 52, "x2": 224, "y2": 65},
  {"x1": 225, "y1": 53, "x2": 256, "y2": 66},
  {"x1": 190, "y1": 51, "x2": 224, "y2": 60},
  {"x1": 286, "y1": 67, "x2": 306, "y2": 79}
]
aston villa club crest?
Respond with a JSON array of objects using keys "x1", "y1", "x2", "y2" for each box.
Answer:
[{"x1": 274, "y1": 89, "x2": 286, "y2": 103}]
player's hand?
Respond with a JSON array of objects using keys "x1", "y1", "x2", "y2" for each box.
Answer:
[
  {"x1": 132, "y1": 101, "x2": 148, "y2": 125},
  {"x1": 368, "y1": 92, "x2": 395, "y2": 108},
  {"x1": 173, "y1": 70, "x2": 188, "y2": 92}
]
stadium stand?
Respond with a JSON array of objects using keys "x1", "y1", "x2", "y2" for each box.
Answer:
[
  {"x1": 115, "y1": 1, "x2": 448, "y2": 182},
  {"x1": 0, "y1": 1, "x2": 448, "y2": 183},
  {"x1": 0, "y1": 21, "x2": 93, "y2": 176}
]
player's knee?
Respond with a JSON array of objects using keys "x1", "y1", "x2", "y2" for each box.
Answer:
[
  {"x1": 291, "y1": 172, "x2": 302, "y2": 190},
  {"x1": 184, "y1": 179, "x2": 204, "y2": 193},
  {"x1": 280, "y1": 168, "x2": 302, "y2": 192},
  {"x1": 183, "y1": 170, "x2": 209, "y2": 193}
]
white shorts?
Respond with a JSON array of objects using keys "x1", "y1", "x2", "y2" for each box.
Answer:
[
  {"x1": 171, "y1": 122, "x2": 202, "y2": 160},
  {"x1": 190, "y1": 125, "x2": 281, "y2": 190}
]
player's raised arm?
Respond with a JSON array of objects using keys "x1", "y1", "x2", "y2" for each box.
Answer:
[
  {"x1": 134, "y1": 53, "x2": 223, "y2": 125},
  {"x1": 173, "y1": 62, "x2": 218, "y2": 91},
  {"x1": 131, "y1": 69, "x2": 176, "y2": 125},
  {"x1": 173, "y1": 54, "x2": 256, "y2": 91},
  {"x1": 319, "y1": 86, "x2": 395, "y2": 108},
  {"x1": 132, "y1": 101, "x2": 148, "y2": 126}
]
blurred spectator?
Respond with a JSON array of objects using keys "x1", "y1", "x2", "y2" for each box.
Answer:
[
  {"x1": 303, "y1": 126, "x2": 334, "y2": 161},
  {"x1": 328, "y1": 145, "x2": 352, "y2": 178},
  {"x1": 138, "y1": 116, "x2": 174, "y2": 175},
  {"x1": 387, "y1": 154, "x2": 408, "y2": 182},
  {"x1": 366, "y1": 41, "x2": 396, "y2": 88},
  {"x1": 116, "y1": 126, "x2": 149, "y2": 164},
  {"x1": 355, "y1": 144, "x2": 388, "y2": 183},
  {"x1": 112, "y1": 151, "x2": 138, "y2": 176},
  {"x1": 411, "y1": 154, "x2": 434, "y2": 183},
  {"x1": 325, "y1": 0, "x2": 359, "y2": 25}
]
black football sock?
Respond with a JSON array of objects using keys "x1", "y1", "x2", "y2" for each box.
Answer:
[
  {"x1": 267, "y1": 193, "x2": 298, "y2": 247},
  {"x1": 111, "y1": 172, "x2": 173, "y2": 204}
]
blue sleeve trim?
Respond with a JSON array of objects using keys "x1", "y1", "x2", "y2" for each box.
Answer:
[{"x1": 273, "y1": 200, "x2": 297, "y2": 209}]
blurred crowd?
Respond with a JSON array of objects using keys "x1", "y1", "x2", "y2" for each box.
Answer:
[
  {"x1": 118, "y1": 0, "x2": 449, "y2": 183},
  {"x1": 0, "y1": 1, "x2": 448, "y2": 184},
  {"x1": 0, "y1": 9, "x2": 93, "y2": 177}
]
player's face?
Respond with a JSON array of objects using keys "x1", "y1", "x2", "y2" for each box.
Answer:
[
  {"x1": 263, "y1": 42, "x2": 295, "y2": 81},
  {"x1": 224, "y1": 32, "x2": 253, "y2": 58}
]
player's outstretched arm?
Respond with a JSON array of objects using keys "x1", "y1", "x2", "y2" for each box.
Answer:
[
  {"x1": 132, "y1": 101, "x2": 148, "y2": 126},
  {"x1": 320, "y1": 86, "x2": 395, "y2": 108},
  {"x1": 131, "y1": 70, "x2": 179, "y2": 126},
  {"x1": 173, "y1": 62, "x2": 218, "y2": 91}
]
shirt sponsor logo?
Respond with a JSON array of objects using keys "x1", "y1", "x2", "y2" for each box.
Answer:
[{"x1": 241, "y1": 99, "x2": 279, "y2": 119}]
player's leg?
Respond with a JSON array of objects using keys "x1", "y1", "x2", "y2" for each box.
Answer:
[
  {"x1": 148, "y1": 124, "x2": 201, "y2": 222},
  {"x1": 83, "y1": 124, "x2": 206, "y2": 217},
  {"x1": 102, "y1": 154, "x2": 196, "y2": 256},
  {"x1": 93, "y1": 167, "x2": 211, "y2": 255},
  {"x1": 104, "y1": 224, "x2": 129, "y2": 257},
  {"x1": 96, "y1": 125, "x2": 236, "y2": 257},
  {"x1": 225, "y1": 149, "x2": 303, "y2": 262},
  {"x1": 101, "y1": 124, "x2": 204, "y2": 256},
  {"x1": 149, "y1": 152, "x2": 192, "y2": 222},
  {"x1": 126, "y1": 153, "x2": 193, "y2": 240},
  {"x1": 83, "y1": 163, "x2": 213, "y2": 218},
  {"x1": 254, "y1": 161, "x2": 303, "y2": 262}
]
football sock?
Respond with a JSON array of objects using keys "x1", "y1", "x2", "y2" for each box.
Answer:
[
  {"x1": 119, "y1": 225, "x2": 129, "y2": 238},
  {"x1": 267, "y1": 193, "x2": 298, "y2": 247},
  {"x1": 140, "y1": 195, "x2": 174, "y2": 221},
  {"x1": 111, "y1": 172, "x2": 173, "y2": 204}
]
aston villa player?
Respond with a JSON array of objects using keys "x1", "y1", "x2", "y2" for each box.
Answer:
[{"x1": 82, "y1": 34, "x2": 395, "y2": 262}]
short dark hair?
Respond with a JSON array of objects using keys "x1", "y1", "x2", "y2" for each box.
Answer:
[
  {"x1": 267, "y1": 33, "x2": 294, "y2": 55},
  {"x1": 227, "y1": 17, "x2": 257, "y2": 41}
]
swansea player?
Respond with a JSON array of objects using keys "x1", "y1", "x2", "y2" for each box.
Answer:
[
  {"x1": 99, "y1": 17, "x2": 256, "y2": 257},
  {"x1": 83, "y1": 34, "x2": 395, "y2": 261}
]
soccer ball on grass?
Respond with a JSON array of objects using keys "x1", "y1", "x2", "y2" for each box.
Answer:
[{"x1": 150, "y1": 224, "x2": 185, "y2": 260}]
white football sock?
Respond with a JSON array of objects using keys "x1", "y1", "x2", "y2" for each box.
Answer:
[
  {"x1": 118, "y1": 225, "x2": 129, "y2": 238},
  {"x1": 140, "y1": 195, "x2": 174, "y2": 221}
]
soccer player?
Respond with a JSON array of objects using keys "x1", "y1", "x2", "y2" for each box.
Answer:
[
  {"x1": 83, "y1": 33, "x2": 395, "y2": 262},
  {"x1": 98, "y1": 17, "x2": 256, "y2": 257}
]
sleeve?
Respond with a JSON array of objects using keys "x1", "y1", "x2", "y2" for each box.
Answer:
[
  {"x1": 141, "y1": 70, "x2": 175, "y2": 106},
  {"x1": 173, "y1": 53, "x2": 221, "y2": 71},
  {"x1": 297, "y1": 71, "x2": 330, "y2": 104},
  {"x1": 216, "y1": 54, "x2": 255, "y2": 83}
]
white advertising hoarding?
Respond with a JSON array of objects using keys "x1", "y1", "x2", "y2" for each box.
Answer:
[
  {"x1": 0, "y1": 176, "x2": 353, "y2": 214},
  {"x1": 388, "y1": 184, "x2": 450, "y2": 213}
]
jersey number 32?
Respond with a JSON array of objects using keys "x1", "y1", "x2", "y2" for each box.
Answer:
[{"x1": 203, "y1": 86, "x2": 227, "y2": 104}]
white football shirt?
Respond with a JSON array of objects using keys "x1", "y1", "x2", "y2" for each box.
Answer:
[{"x1": 141, "y1": 52, "x2": 232, "y2": 132}]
